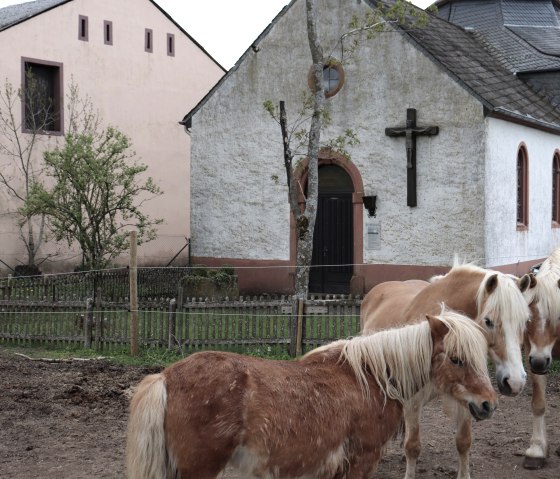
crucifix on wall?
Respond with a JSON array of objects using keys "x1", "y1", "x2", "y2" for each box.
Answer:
[{"x1": 385, "y1": 108, "x2": 439, "y2": 207}]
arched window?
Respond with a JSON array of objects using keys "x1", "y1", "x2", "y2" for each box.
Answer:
[
  {"x1": 517, "y1": 145, "x2": 528, "y2": 229},
  {"x1": 553, "y1": 152, "x2": 560, "y2": 225}
]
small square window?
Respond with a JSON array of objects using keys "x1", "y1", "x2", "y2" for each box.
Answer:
[
  {"x1": 78, "y1": 15, "x2": 88, "y2": 41},
  {"x1": 145, "y1": 28, "x2": 153, "y2": 53},
  {"x1": 167, "y1": 33, "x2": 175, "y2": 57},
  {"x1": 104, "y1": 21, "x2": 113, "y2": 45}
]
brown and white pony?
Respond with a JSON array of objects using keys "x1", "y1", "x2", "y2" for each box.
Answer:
[
  {"x1": 521, "y1": 247, "x2": 560, "y2": 469},
  {"x1": 127, "y1": 310, "x2": 496, "y2": 479},
  {"x1": 360, "y1": 262, "x2": 532, "y2": 479}
]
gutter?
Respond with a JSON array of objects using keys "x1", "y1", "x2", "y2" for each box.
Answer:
[{"x1": 488, "y1": 107, "x2": 560, "y2": 135}]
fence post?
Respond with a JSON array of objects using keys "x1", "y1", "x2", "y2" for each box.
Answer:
[
  {"x1": 84, "y1": 297, "x2": 94, "y2": 349},
  {"x1": 7, "y1": 274, "x2": 11, "y2": 300},
  {"x1": 296, "y1": 298, "x2": 304, "y2": 356},
  {"x1": 289, "y1": 296, "x2": 304, "y2": 357},
  {"x1": 43, "y1": 275, "x2": 48, "y2": 301},
  {"x1": 168, "y1": 298, "x2": 177, "y2": 350},
  {"x1": 129, "y1": 230, "x2": 139, "y2": 356}
]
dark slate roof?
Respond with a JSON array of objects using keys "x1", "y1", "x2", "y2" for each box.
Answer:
[
  {"x1": 0, "y1": 0, "x2": 70, "y2": 31},
  {"x1": 378, "y1": 0, "x2": 560, "y2": 132},
  {"x1": 436, "y1": 0, "x2": 560, "y2": 73}
]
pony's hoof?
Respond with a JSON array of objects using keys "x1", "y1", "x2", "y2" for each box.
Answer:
[
  {"x1": 523, "y1": 456, "x2": 546, "y2": 469},
  {"x1": 556, "y1": 446, "x2": 560, "y2": 457}
]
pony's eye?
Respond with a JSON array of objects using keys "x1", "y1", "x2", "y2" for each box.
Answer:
[
  {"x1": 484, "y1": 317, "x2": 494, "y2": 329},
  {"x1": 450, "y1": 357, "x2": 464, "y2": 367}
]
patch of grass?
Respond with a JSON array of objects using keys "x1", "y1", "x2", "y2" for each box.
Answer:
[
  {"x1": 0, "y1": 341, "x2": 294, "y2": 367},
  {"x1": 549, "y1": 358, "x2": 560, "y2": 373}
]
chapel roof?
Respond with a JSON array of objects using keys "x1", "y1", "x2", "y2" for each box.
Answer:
[
  {"x1": 435, "y1": 0, "x2": 560, "y2": 73},
  {"x1": 370, "y1": 0, "x2": 560, "y2": 132}
]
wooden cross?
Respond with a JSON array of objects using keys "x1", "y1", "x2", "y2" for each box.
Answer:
[{"x1": 385, "y1": 108, "x2": 439, "y2": 207}]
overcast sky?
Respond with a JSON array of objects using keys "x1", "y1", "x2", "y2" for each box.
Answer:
[{"x1": 0, "y1": 0, "x2": 434, "y2": 69}]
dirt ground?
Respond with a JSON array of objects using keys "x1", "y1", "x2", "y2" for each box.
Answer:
[{"x1": 1, "y1": 347, "x2": 560, "y2": 479}]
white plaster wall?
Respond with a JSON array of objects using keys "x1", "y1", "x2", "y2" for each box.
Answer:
[
  {"x1": 341, "y1": 15, "x2": 486, "y2": 266},
  {"x1": 485, "y1": 117, "x2": 560, "y2": 267},
  {"x1": 191, "y1": 0, "x2": 487, "y2": 266},
  {"x1": 0, "y1": 0, "x2": 223, "y2": 272}
]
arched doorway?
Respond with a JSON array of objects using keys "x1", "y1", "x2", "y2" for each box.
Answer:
[{"x1": 308, "y1": 164, "x2": 354, "y2": 293}]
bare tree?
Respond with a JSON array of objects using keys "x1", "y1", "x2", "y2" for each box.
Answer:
[{"x1": 0, "y1": 70, "x2": 56, "y2": 272}]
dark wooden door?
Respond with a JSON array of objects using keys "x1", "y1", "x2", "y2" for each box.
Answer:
[{"x1": 308, "y1": 166, "x2": 354, "y2": 294}]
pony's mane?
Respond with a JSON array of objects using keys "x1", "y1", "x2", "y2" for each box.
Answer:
[
  {"x1": 531, "y1": 247, "x2": 560, "y2": 324},
  {"x1": 451, "y1": 257, "x2": 485, "y2": 274},
  {"x1": 335, "y1": 309, "x2": 488, "y2": 404},
  {"x1": 473, "y1": 268, "x2": 529, "y2": 338},
  {"x1": 443, "y1": 259, "x2": 528, "y2": 337}
]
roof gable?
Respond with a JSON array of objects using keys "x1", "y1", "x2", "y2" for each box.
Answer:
[
  {"x1": 0, "y1": 0, "x2": 225, "y2": 71},
  {"x1": 185, "y1": 0, "x2": 560, "y2": 133}
]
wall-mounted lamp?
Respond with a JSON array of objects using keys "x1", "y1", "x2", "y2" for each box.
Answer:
[{"x1": 363, "y1": 195, "x2": 377, "y2": 217}]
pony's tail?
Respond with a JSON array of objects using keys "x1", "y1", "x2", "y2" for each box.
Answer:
[{"x1": 126, "y1": 373, "x2": 175, "y2": 479}]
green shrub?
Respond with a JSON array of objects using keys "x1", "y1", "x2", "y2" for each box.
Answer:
[
  {"x1": 191, "y1": 264, "x2": 208, "y2": 277},
  {"x1": 220, "y1": 264, "x2": 235, "y2": 276}
]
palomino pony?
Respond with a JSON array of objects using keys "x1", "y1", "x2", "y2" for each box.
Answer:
[
  {"x1": 127, "y1": 310, "x2": 497, "y2": 479},
  {"x1": 361, "y1": 262, "x2": 532, "y2": 479},
  {"x1": 521, "y1": 247, "x2": 560, "y2": 469}
]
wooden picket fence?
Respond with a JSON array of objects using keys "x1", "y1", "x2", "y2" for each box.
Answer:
[
  {"x1": 0, "y1": 267, "x2": 189, "y2": 302},
  {"x1": 0, "y1": 295, "x2": 362, "y2": 356}
]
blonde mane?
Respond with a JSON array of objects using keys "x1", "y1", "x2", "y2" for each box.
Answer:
[
  {"x1": 530, "y1": 247, "x2": 560, "y2": 325},
  {"x1": 443, "y1": 259, "x2": 529, "y2": 337},
  {"x1": 338, "y1": 309, "x2": 488, "y2": 404},
  {"x1": 473, "y1": 268, "x2": 529, "y2": 338}
]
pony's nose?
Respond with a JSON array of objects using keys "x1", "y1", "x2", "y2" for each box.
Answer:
[
  {"x1": 529, "y1": 356, "x2": 551, "y2": 375},
  {"x1": 496, "y1": 373, "x2": 525, "y2": 396},
  {"x1": 468, "y1": 400, "x2": 495, "y2": 421}
]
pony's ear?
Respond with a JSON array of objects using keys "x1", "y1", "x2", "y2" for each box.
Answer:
[
  {"x1": 529, "y1": 273, "x2": 537, "y2": 289},
  {"x1": 426, "y1": 314, "x2": 449, "y2": 342},
  {"x1": 485, "y1": 274, "x2": 499, "y2": 295},
  {"x1": 517, "y1": 273, "x2": 533, "y2": 293}
]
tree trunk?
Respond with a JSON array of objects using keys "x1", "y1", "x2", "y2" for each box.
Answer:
[{"x1": 291, "y1": 0, "x2": 325, "y2": 300}]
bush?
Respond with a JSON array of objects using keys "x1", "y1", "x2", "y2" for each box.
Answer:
[
  {"x1": 14, "y1": 264, "x2": 42, "y2": 277},
  {"x1": 219, "y1": 264, "x2": 235, "y2": 276},
  {"x1": 191, "y1": 264, "x2": 208, "y2": 278},
  {"x1": 180, "y1": 265, "x2": 238, "y2": 299}
]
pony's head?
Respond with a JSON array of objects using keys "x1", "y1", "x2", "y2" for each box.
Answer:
[
  {"x1": 426, "y1": 310, "x2": 497, "y2": 420},
  {"x1": 473, "y1": 267, "x2": 531, "y2": 396},
  {"x1": 524, "y1": 249, "x2": 560, "y2": 375},
  {"x1": 341, "y1": 309, "x2": 496, "y2": 420}
]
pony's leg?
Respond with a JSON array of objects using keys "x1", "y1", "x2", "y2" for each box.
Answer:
[
  {"x1": 453, "y1": 405, "x2": 472, "y2": 479},
  {"x1": 524, "y1": 373, "x2": 548, "y2": 469},
  {"x1": 402, "y1": 396, "x2": 424, "y2": 479}
]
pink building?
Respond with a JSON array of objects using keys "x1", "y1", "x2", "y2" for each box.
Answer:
[{"x1": 0, "y1": 0, "x2": 225, "y2": 273}]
